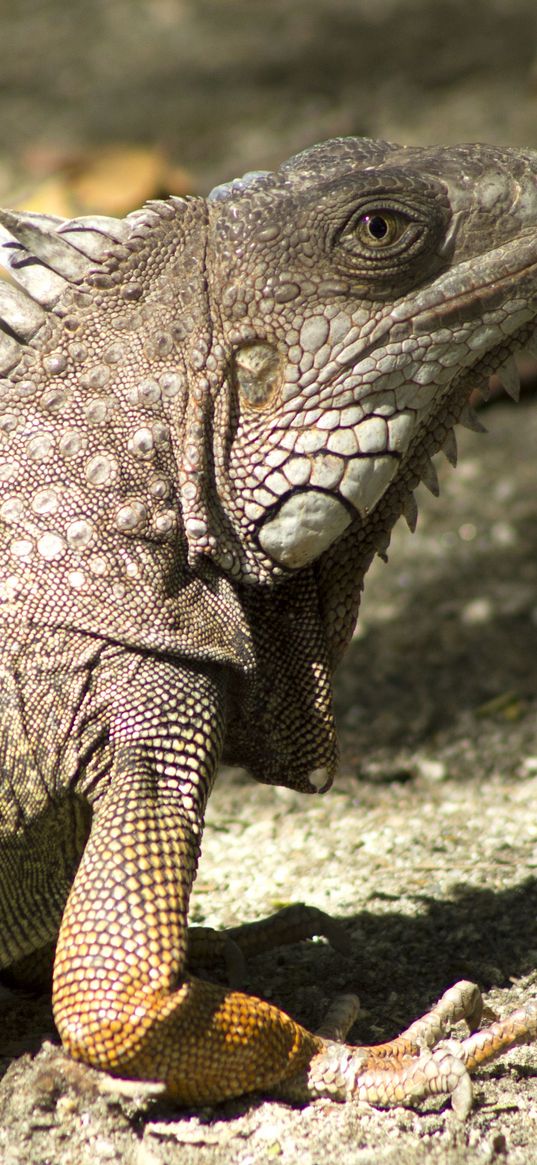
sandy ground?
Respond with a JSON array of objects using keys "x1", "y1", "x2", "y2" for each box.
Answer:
[{"x1": 0, "y1": 2, "x2": 537, "y2": 1162}]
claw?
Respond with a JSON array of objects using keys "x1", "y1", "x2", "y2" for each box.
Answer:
[
  {"x1": 450, "y1": 1069, "x2": 474, "y2": 1119},
  {"x1": 316, "y1": 994, "x2": 361, "y2": 1042}
]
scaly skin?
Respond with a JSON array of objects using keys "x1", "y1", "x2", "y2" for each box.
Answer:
[{"x1": 0, "y1": 138, "x2": 537, "y2": 1111}]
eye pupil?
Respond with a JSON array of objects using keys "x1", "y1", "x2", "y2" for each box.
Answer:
[{"x1": 366, "y1": 214, "x2": 389, "y2": 239}]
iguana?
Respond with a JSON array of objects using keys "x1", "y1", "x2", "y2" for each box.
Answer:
[{"x1": 0, "y1": 137, "x2": 536, "y2": 1116}]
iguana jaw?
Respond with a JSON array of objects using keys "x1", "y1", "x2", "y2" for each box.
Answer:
[{"x1": 254, "y1": 241, "x2": 537, "y2": 572}]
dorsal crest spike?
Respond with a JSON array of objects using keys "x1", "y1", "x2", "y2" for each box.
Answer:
[
  {"x1": 420, "y1": 456, "x2": 440, "y2": 497},
  {"x1": 441, "y1": 428, "x2": 458, "y2": 467},
  {"x1": 0, "y1": 281, "x2": 46, "y2": 341},
  {"x1": 0, "y1": 210, "x2": 92, "y2": 281},
  {"x1": 459, "y1": 405, "x2": 487, "y2": 433},
  {"x1": 0, "y1": 206, "x2": 137, "y2": 308},
  {"x1": 496, "y1": 353, "x2": 521, "y2": 401},
  {"x1": 402, "y1": 492, "x2": 419, "y2": 532}
]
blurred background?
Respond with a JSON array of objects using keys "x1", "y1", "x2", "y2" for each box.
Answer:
[{"x1": 1, "y1": 0, "x2": 537, "y2": 216}]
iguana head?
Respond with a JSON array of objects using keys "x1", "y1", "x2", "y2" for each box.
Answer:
[{"x1": 204, "y1": 139, "x2": 537, "y2": 582}]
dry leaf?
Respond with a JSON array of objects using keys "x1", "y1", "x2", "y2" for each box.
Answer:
[
  {"x1": 15, "y1": 175, "x2": 75, "y2": 218},
  {"x1": 70, "y1": 144, "x2": 166, "y2": 215}
]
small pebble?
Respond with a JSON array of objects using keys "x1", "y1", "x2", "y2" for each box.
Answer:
[
  {"x1": 460, "y1": 597, "x2": 493, "y2": 625},
  {"x1": 415, "y1": 757, "x2": 448, "y2": 782}
]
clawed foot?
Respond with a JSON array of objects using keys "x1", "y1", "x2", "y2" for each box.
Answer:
[
  {"x1": 188, "y1": 903, "x2": 350, "y2": 986},
  {"x1": 189, "y1": 908, "x2": 536, "y2": 1116},
  {"x1": 283, "y1": 980, "x2": 537, "y2": 1117}
]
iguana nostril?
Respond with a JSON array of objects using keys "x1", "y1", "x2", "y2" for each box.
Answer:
[{"x1": 232, "y1": 340, "x2": 283, "y2": 409}]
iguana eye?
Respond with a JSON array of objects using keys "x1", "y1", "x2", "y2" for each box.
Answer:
[
  {"x1": 355, "y1": 211, "x2": 407, "y2": 248},
  {"x1": 335, "y1": 200, "x2": 434, "y2": 285}
]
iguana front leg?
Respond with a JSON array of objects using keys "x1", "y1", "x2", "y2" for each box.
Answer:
[{"x1": 52, "y1": 654, "x2": 317, "y2": 1103}]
